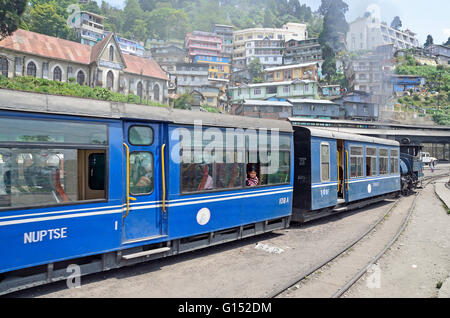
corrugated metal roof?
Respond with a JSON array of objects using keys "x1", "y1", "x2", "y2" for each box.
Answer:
[{"x1": 288, "y1": 99, "x2": 338, "y2": 105}]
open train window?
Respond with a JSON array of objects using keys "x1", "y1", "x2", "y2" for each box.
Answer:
[
  {"x1": 366, "y1": 147, "x2": 377, "y2": 176},
  {"x1": 0, "y1": 118, "x2": 108, "y2": 210}
]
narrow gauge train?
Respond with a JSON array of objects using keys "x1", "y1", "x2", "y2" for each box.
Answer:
[
  {"x1": 0, "y1": 90, "x2": 407, "y2": 295},
  {"x1": 291, "y1": 126, "x2": 401, "y2": 222},
  {"x1": 0, "y1": 90, "x2": 293, "y2": 295}
]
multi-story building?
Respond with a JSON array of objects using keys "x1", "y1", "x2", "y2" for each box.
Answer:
[
  {"x1": 284, "y1": 38, "x2": 322, "y2": 65},
  {"x1": 346, "y1": 53, "x2": 393, "y2": 109},
  {"x1": 0, "y1": 29, "x2": 169, "y2": 104},
  {"x1": 424, "y1": 44, "x2": 450, "y2": 65},
  {"x1": 233, "y1": 23, "x2": 308, "y2": 69},
  {"x1": 174, "y1": 63, "x2": 221, "y2": 108},
  {"x1": 347, "y1": 16, "x2": 420, "y2": 51},
  {"x1": 213, "y1": 24, "x2": 234, "y2": 59},
  {"x1": 185, "y1": 31, "x2": 222, "y2": 62},
  {"x1": 245, "y1": 38, "x2": 284, "y2": 67},
  {"x1": 193, "y1": 55, "x2": 231, "y2": 82},
  {"x1": 114, "y1": 36, "x2": 146, "y2": 57},
  {"x1": 150, "y1": 45, "x2": 187, "y2": 73},
  {"x1": 332, "y1": 91, "x2": 378, "y2": 121},
  {"x1": 77, "y1": 11, "x2": 105, "y2": 46},
  {"x1": 229, "y1": 80, "x2": 318, "y2": 102},
  {"x1": 264, "y1": 62, "x2": 319, "y2": 83},
  {"x1": 289, "y1": 99, "x2": 341, "y2": 119}
]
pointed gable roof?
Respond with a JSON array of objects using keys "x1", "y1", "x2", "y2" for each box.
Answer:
[
  {"x1": 123, "y1": 54, "x2": 168, "y2": 81},
  {"x1": 0, "y1": 29, "x2": 169, "y2": 81},
  {"x1": 0, "y1": 29, "x2": 91, "y2": 64}
]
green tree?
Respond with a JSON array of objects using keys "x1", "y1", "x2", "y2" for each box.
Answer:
[
  {"x1": 122, "y1": 0, "x2": 143, "y2": 34},
  {"x1": 248, "y1": 58, "x2": 264, "y2": 83},
  {"x1": 174, "y1": 93, "x2": 194, "y2": 110},
  {"x1": 28, "y1": 2, "x2": 73, "y2": 39},
  {"x1": 445, "y1": 37, "x2": 450, "y2": 46},
  {"x1": 0, "y1": 0, "x2": 28, "y2": 39},
  {"x1": 321, "y1": 44, "x2": 336, "y2": 81},
  {"x1": 390, "y1": 16, "x2": 402, "y2": 30},
  {"x1": 425, "y1": 34, "x2": 433, "y2": 47},
  {"x1": 263, "y1": 9, "x2": 274, "y2": 28},
  {"x1": 146, "y1": 7, "x2": 189, "y2": 40},
  {"x1": 81, "y1": 1, "x2": 102, "y2": 15},
  {"x1": 318, "y1": 0, "x2": 349, "y2": 51}
]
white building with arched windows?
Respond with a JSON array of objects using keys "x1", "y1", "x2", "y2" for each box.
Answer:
[{"x1": 0, "y1": 30, "x2": 169, "y2": 104}]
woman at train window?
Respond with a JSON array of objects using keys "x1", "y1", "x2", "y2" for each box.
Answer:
[{"x1": 197, "y1": 165, "x2": 213, "y2": 191}]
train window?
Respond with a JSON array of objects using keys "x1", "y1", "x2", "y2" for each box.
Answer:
[
  {"x1": 88, "y1": 153, "x2": 105, "y2": 191},
  {"x1": 366, "y1": 147, "x2": 377, "y2": 176},
  {"x1": 379, "y1": 149, "x2": 389, "y2": 175},
  {"x1": 0, "y1": 118, "x2": 107, "y2": 145},
  {"x1": 350, "y1": 147, "x2": 363, "y2": 178},
  {"x1": 215, "y1": 151, "x2": 245, "y2": 189},
  {"x1": 129, "y1": 152, "x2": 154, "y2": 195},
  {"x1": 179, "y1": 128, "x2": 291, "y2": 194},
  {"x1": 320, "y1": 143, "x2": 330, "y2": 182},
  {"x1": 129, "y1": 126, "x2": 154, "y2": 146},
  {"x1": 390, "y1": 149, "x2": 399, "y2": 175},
  {"x1": 0, "y1": 148, "x2": 107, "y2": 209}
]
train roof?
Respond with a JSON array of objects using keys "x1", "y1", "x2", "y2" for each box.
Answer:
[
  {"x1": 296, "y1": 126, "x2": 399, "y2": 147},
  {"x1": 0, "y1": 89, "x2": 293, "y2": 133}
]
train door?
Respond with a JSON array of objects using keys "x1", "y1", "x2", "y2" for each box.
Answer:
[
  {"x1": 337, "y1": 140, "x2": 345, "y2": 199},
  {"x1": 122, "y1": 122, "x2": 166, "y2": 244}
]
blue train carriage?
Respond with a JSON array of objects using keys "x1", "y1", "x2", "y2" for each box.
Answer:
[
  {"x1": 292, "y1": 126, "x2": 400, "y2": 223},
  {"x1": 0, "y1": 89, "x2": 293, "y2": 295}
]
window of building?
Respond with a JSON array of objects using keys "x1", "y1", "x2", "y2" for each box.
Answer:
[
  {"x1": 53, "y1": 66, "x2": 62, "y2": 81},
  {"x1": 77, "y1": 71, "x2": 85, "y2": 85},
  {"x1": 26, "y1": 61, "x2": 37, "y2": 77},
  {"x1": 379, "y1": 148, "x2": 389, "y2": 175},
  {"x1": 283, "y1": 86, "x2": 290, "y2": 94},
  {"x1": 0, "y1": 56, "x2": 8, "y2": 77},
  {"x1": 67, "y1": 66, "x2": 73, "y2": 80},
  {"x1": 106, "y1": 71, "x2": 114, "y2": 90},
  {"x1": 321, "y1": 143, "x2": 330, "y2": 182},
  {"x1": 109, "y1": 46, "x2": 115, "y2": 61},
  {"x1": 0, "y1": 118, "x2": 108, "y2": 209},
  {"x1": 15, "y1": 57, "x2": 22, "y2": 76},
  {"x1": 154, "y1": 84, "x2": 160, "y2": 101},
  {"x1": 366, "y1": 147, "x2": 377, "y2": 176},
  {"x1": 254, "y1": 88, "x2": 261, "y2": 95},
  {"x1": 390, "y1": 149, "x2": 399, "y2": 175},
  {"x1": 350, "y1": 146, "x2": 364, "y2": 178},
  {"x1": 137, "y1": 81, "x2": 143, "y2": 99}
]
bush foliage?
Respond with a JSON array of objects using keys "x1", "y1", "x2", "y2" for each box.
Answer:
[{"x1": 0, "y1": 76, "x2": 167, "y2": 108}]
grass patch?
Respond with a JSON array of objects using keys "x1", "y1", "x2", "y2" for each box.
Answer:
[{"x1": 0, "y1": 75, "x2": 168, "y2": 108}]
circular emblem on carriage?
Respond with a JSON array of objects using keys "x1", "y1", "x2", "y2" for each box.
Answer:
[
  {"x1": 368, "y1": 184, "x2": 372, "y2": 194},
  {"x1": 196, "y1": 208, "x2": 211, "y2": 226}
]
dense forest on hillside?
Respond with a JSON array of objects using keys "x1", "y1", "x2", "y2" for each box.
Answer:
[{"x1": 19, "y1": 0, "x2": 323, "y2": 43}]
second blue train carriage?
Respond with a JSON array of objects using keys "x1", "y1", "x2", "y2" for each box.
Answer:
[{"x1": 292, "y1": 126, "x2": 400, "y2": 222}]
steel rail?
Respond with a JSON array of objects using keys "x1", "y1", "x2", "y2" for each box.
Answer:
[{"x1": 268, "y1": 173, "x2": 448, "y2": 299}]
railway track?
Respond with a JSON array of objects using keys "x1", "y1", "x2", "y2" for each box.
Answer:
[{"x1": 268, "y1": 173, "x2": 449, "y2": 299}]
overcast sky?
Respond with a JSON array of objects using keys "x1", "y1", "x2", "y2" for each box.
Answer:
[{"x1": 97, "y1": 0, "x2": 449, "y2": 44}]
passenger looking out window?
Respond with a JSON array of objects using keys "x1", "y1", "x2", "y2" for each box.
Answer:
[{"x1": 246, "y1": 168, "x2": 260, "y2": 187}]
